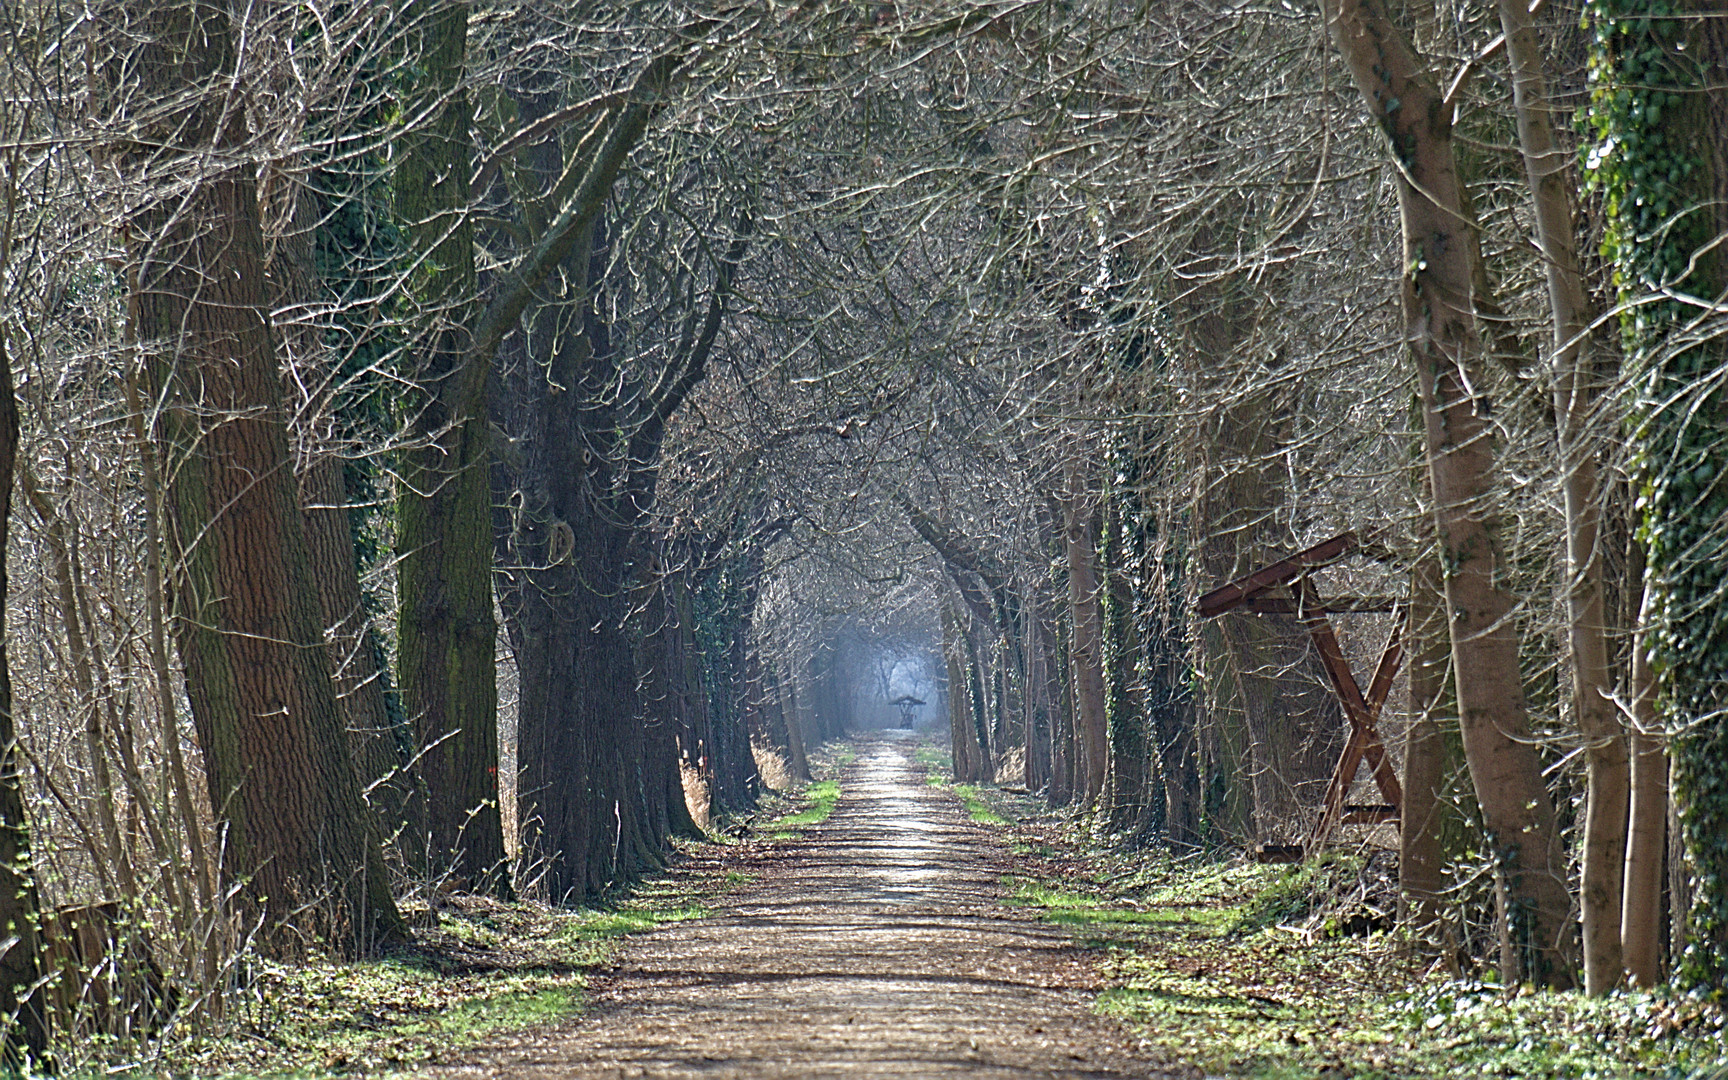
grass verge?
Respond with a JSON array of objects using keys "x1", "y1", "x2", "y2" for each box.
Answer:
[
  {"x1": 116, "y1": 849, "x2": 730, "y2": 1078},
  {"x1": 995, "y1": 808, "x2": 1727, "y2": 1078}
]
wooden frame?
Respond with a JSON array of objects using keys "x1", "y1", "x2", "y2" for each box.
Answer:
[{"x1": 1196, "y1": 533, "x2": 1406, "y2": 855}]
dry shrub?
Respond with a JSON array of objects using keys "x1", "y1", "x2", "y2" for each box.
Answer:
[
  {"x1": 752, "y1": 743, "x2": 793, "y2": 794},
  {"x1": 679, "y1": 761, "x2": 711, "y2": 831}
]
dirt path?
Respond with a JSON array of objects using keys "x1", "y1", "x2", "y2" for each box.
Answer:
[{"x1": 416, "y1": 735, "x2": 1189, "y2": 1078}]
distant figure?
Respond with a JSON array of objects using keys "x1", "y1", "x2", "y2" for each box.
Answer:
[{"x1": 891, "y1": 694, "x2": 926, "y2": 730}]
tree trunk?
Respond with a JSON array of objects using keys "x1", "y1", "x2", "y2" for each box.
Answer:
[
  {"x1": 1622, "y1": 580, "x2": 1667, "y2": 987},
  {"x1": 943, "y1": 606, "x2": 985, "y2": 783},
  {"x1": 1062, "y1": 454, "x2": 1109, "y2": 807},
  {"x1": 0, "y1": 315, "x2": 48, "y2": 1063},
  {"x1": 1498, "y1": 0, "x2": 1627, "y2": 994},
  {"x1": 778, "y1": 659, "x2": 813, "y2": 783},
  {"x1": 1149, "y1": 646, "x2": 1202, "y2": 849},
  {"x1": 265, "y1": 183, "x2": 419, "y2": 859},
  {"x1": 121, "y1": 0, "x2": 401, "y2": 954},
  {"x1": 299, "y1": 459, "x2": 418, "y2": 849},
  {"x1": 1104, "y1": 498, "x2": 1151, "y2": 836},
  {"x1": 1400, "y1": 550, "x2": 1472, "y2": 964},
  {"x1": 491, "y1": 213, "x2": 666, "y2": 899},
  {"x1": 1586, "y1": 0, "x2": 1728, "y2": 994},
  {"x1": 1323, "y1": 0, "x2": 1575, "y2": 987},
  {"x1": 962, "y1": 619, "x2": 994, "y2": 776},
  {"x1": 1021, "y1": 577, "x2": 1052, "y2": 796},
  {"x1": 393, "y1": 0, "x2": 508, "y2": 896}
]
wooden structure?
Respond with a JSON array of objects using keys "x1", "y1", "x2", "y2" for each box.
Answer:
[
  {"x1": 891, "y1": 694, "x2": 926, "y2": 730},
  {"x1": 1197, "y1": 532, "x2": 1405, "y2": 856}
]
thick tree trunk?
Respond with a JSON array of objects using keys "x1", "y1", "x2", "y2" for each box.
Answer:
[
  {"x1": 1400, "y1": 551, "x2": 1472, "y2": 964},
  {"x1": 491, "y1": 213, "x2": 666, "y2": 898},
  {"x1": 703, "y1": 571, "x2": 764, "y2": 818},
  {"x1": 393, "y1": 0, "x2": 508, "y2": 896},
  {"x1": 962, "y1": 620, "x2": 994, "y2": 776},
  {"x1": 943, "y1": 607, "x2": 985, "y2": 783},
  {"x1": 299, "y1": 459, "x2": 417, "y2": 849},
  {"x1": 496, "y1": 396, "x2": 661, "y2": 900},
  {"x1": 1149, "y1": 647, "x2": 1202, "y2": 849},
  {"x1": 1323, "y1": 0, "x2": 1575, "y2": 987},
  {"x1": 123, "y1": 0, "x2": 401, "y2": 954},
  {"x1": 777, "y1": 659, "x2": 813, "y2": 783},
  {"x1": 1186, "y1": 269, "x2": 1344, "y2": 844},
  {"x1": 0, "y1": 323, "x2": 47, "y2": 1063},
  {"x1": 1587, "y1": 0, "x2": 1728, "y2": 992},
  {"x1": 265, "y1": 185, "x2": 419, "y2": 858},
  {"x1": 1021, "y1": 579, "x2": 1052, "y2": 795}
]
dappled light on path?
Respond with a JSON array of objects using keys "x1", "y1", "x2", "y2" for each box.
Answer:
[{"x1": 416, "y1": 735, "x2": 1187, "y2": 1078}]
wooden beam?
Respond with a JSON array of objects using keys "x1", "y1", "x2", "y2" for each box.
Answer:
[
  {"x1": 1239, "y1": 595, "x2": 1403, "y2": 615},
  {"x1": 1299, "y1": 580, "x2": 1404, "y2": 853},
  {"x1": 1196, "y1": 532, "x2": 1357, "y2": 617}
]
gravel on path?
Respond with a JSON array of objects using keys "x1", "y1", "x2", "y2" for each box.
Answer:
[{"x1": 411, "y1": 734, "x2": 1194, "y2": 1079}]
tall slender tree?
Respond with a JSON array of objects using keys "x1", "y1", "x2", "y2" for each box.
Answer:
[{"x1": 1322, "y1": 0, "x2": 1576, "y2": 987}]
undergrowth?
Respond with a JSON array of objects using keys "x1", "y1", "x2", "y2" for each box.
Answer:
[
  {"x1": 758, "y1": 740, "x2": 852, "y2": 840},
  {"x1": 987, "y1": 790, "x2": 1728, "y2": 1078},
  {"x1": 113, "y1": 871, "x2": 717, "y2": 1080},
  {"x1": 764, "y1": 780, "x2": 840, "y2": 839},
  {"x1": 912, "y1": 743, "x2": 1008, "y2": 826}
]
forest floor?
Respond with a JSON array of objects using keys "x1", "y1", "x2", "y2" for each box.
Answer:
[{"x1": 404, "y1": 731, "x2": 1188, "y2": 1078}]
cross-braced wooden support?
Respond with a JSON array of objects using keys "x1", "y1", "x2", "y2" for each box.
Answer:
[{"x1": 1196, "y1": 532, "x2": 1406, "y2": 856}]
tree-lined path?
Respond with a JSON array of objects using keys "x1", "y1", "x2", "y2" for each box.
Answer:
[{"x1": 417, "y1": 736, "x2": 1183, "y2": 1078}]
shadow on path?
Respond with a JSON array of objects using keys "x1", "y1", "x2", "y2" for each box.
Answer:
[{"x1": 414, "y1": 734, "x2": 1191, "y2": 1078}]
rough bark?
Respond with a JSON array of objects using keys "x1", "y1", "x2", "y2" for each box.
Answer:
[
  {"x1": 299, "y1": 459, "x2": 417, "y2": 849},
  {"x1": 1323, "y1": 0, "x2": 1575, "y2": 986},
  {"x1": 393, "y1": 0, "x2": 508, "y2": 896},
  {"x1": 121, "y1": 0, "x2": 402, "y2": 954},
  {"x1": 1195, "y1": 416, "x2": 1346, "y2": 841},
  {"x1": 492, "y1": 214, "x2": 657, "y2": 898},
  {"x1": 943, "y1": 606, "x2": 985, "y2": 783},
  {"x1": 1587, "y1": 0, "x2": 1728, "y2": 993},
  {"x1": 1400, "y1": 550, "x2": 1471, "y2": 963},
  {"x1": 777, "y1": 659, "x2": 813, "y2": 783},
  {"x1": 962, "y1": 619, "x2": 994, "y2": 777},
  {"x1": 266, "y1": 184, "x2": 418, "y2": 857},
  {"x1": 1104, "y1": 499, "x2": 1151, "y2": 837},
  {"x1": 1148, "y1": 645, "x2": 1202, "y2": 849}
]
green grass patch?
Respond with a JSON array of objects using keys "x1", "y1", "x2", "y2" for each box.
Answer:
[
  {"x1": 912, "y1": 742, "x2": 952, "y2": 774},
  {"x1": 1228, "y1": 851, "x2": 1364, "y2": 936},
  {"x1": 1007, "y1": 878, "x2": 1237, "y2": 941},
  {"x1": 953, "y1": 784, "x2": 1009, "y2": 825},
  {"x1": 765, "y1": 779, "x2": 840, "y2": 831}
]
